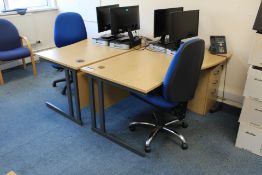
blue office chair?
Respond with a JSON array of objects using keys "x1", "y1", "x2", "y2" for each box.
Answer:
[
  {"x1": 52, "y1": 12, "x2": 87, "y2": 95},
  {"x1": 0, "y1": 19, "x2": 37, "y2": 85},
  {"x1": 129, "y1": 39, "x2": 205, "y2": 153}
]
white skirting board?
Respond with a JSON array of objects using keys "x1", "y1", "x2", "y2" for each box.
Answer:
[{"x1": 217, "y1": 88, "x2": 243, "y2": 108}]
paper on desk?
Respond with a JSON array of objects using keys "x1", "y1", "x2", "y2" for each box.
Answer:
[{"x1": 82, "y1": 66, "x2": 95, "y2": 72}]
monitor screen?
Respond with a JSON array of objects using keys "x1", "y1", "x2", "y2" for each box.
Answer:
[
  {"x1": 110, "y1": 6, "x2": 140, "y2": 35},
  {"x1": 169, "y1": 10, "x2": 199, "y2": 45},
  {"x1": 253, "y1": 1, "x2": 262, "y2": 33},
  {"x1": 154, "y1": 7, "x2": 184, "y2": 38},
  {"x1": 96, "y1": 4, "x2": 119, "y2": 33}
]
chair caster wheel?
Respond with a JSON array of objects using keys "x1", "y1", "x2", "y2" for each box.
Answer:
[
  {"x1": 145, "y1": 146, "x2": 151, "y2": 153},
  {"x1": 129, "y1": 125, "x2": 136, "y2": 132},
  {"x1": 182, "y1": 122, "x2": 188, "y2": 128},
  {"x1": 181, "y1": 143, "x2": 188, "y2": 150}
]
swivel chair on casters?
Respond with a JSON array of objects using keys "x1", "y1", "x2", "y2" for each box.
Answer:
[
  {"x1": 52, "y1": 12, "x2": 87, "y2": 95},
  {"x1": 129, "y1": 39, "x2": 205, "y2": 153},
  {"x1": 52, "y1": 64, "x2": 68, "y2": 95}
]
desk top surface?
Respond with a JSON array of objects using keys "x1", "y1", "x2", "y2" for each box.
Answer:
[
  {"x1": 35, "y1": 39, "x2": 131, "y2": 70},
  {"x1": 81, "y1": 49, "x2": 228, "y2": 94}
]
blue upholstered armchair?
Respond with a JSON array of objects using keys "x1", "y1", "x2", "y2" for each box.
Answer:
[
  {"x1": 0, "y1": 19, "x2": 37, "y2": 85},
  {"x1": 52, "y1": 12, "x2": 87, "y2": 95}
]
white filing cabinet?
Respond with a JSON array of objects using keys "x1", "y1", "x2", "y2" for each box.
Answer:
[{"x1": 236, "y1": 34, "x2": 262, "y2": 157}]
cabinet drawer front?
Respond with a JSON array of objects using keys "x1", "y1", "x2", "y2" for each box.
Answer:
[
  {"x1": 236, "y1": 123, "x2": 262, "y2": 157},
  {"x1": 209, "y1": 78, "x2": 220, "y2": 89},
  {"x1": 208, "y1": 64, "x2": 223, "y2": 90},
  {"x1": 249, "y1": 58, "x2": 262, "y2": 68},
  {"x1": 249, "y1": 34, "x2": 262, "y2": 67},
  {"x1": 209, "y1": 87, "x2": 218, "y2": 99},
  {"x1": 211, "y1": 64, "x2": 223, "y2": 77},
  {"x1": 244, "y1": 67, "x2": 262, "y2": 101},
  {"x1": 240, "y1": 98, "x2": 262, "y2": 129}
]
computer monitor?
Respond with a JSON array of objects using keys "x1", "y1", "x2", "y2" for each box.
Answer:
[
  {"x1": 110, "y1": 5, "x2": 140, "y2": 38},
  {"x1": 168, "y1": 10, "x2": 199, "y2": 49},
  {"x1": 96, "y1": 4, "x2": 119, "y2": 33},
  {"x1": 154, "y1": 7, "x2": 184, "y2": 43}
]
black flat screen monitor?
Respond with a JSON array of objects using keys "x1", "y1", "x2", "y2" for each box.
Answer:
[
  {"x1": 253, "y1": 1, "x2": 262, "y2": 33},
  {"x1": 110, "y1": 6, "x2": 140, "y2": 36},
  {"x1": 154, "y1": 7, "x2": 184, "y2": 39},
  {"x1": 96, "y1": 4, "x2": 119, "y2": 33},
  {"x1": 169, "y1": 10, "x2": 199, "y2": 48}
]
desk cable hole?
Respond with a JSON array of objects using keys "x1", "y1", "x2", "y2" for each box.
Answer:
[
  {"x1": 76, "y1": 59, "x2": 85, "y2": 63},
  {"x1": 98, "y1": 66, "x2": 105, "y2": 69}
]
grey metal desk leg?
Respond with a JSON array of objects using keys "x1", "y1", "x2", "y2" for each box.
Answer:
[
  {"x1": 45, "y1": 69, "x2": 82, "y2": 126},
  {"x1": 93, "y1": 78, "x2": 146, "y2": 157},
  {"x1": 72, "y1": 70, "x2": 82, "y2": 123},
  {"x1": 88, "y1": 77, "x2": 97, "y2": 129},
  {"x1": 65, "y1": 69, "x2": 74, "y2": 117},
  {"x1": 98, "y1": 80, "x2": 106, "y2": 132}
]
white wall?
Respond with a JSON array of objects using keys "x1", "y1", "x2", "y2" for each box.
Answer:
[
  {"x1": 56, "y1": 0, "x2": 100, "y2": 37},
  {"x1": 57, "y1": 0, "x2": 262, "y2": 107}
]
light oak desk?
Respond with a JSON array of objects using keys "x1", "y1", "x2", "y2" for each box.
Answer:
[
  {"x1": 81, "y1": 49, "x2": 231, "y2": 114},
  {"x1": 35, "y1": 39, "x2": 131, "y2": 125},
  {"x1": 81, "y1": 49, "x2": 230, "y2": 156}
]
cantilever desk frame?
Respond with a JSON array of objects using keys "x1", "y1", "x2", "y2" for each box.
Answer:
[
  {"x1": 82, "y1": 49, "x2": 230, "y2": 157},
  {"x1": 88, "y1": 76, "x2": 149, "y2": 157},
  {"x1": 85, "y1": 50, "x2": 172, "y2": 157},
  {"x1": 35, "y1": 39, "x2": 132, "y2": 126},
  {"x1": 47, "y1": 66, "x2": 82, "y2": 125},
  {"x1": 36, "y1": 40, "x2": 230, "y2": 157}
]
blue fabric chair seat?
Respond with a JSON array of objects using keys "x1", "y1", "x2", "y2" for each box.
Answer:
[
  {"x1": 0, "y1": 47, "x2": 30, "y2": 61},
  {"x1": 132, "y1": 93, "x2": 178, "y2": 109},
  {"x1": 52, "y1": 64, "x2": 63, "y2": 70}
]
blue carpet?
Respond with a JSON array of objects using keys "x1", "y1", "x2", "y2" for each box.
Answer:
[{"x1": 0, "y1": 60, "x2": 261, "y2": 175}]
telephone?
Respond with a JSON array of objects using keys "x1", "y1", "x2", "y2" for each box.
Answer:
[{"x1": 209, "y1": 36, "x2": 227, "y2": 54}]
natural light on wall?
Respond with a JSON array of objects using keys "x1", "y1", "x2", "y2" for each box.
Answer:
[
  {"x1": 0, "y1": 1, "x2": 4, "y2": 10},
  {"x1": 0, "y1": 0, "x2": 56, "y2": 11}
]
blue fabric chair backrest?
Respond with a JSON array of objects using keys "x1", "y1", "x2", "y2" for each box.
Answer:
[
  {"x1": 0, "y1": 19, "x2": 21, "y2": 51},
  {"x1": 163, "y1": 39, "x2": 205, "y2": 102},
  {"x1": 54, "y1": 12, "x2": 87, "y2": 48}
]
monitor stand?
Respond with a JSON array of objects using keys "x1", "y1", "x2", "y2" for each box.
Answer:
[
  {"x1": 148, "y1": 38, "x2": 182, "y2": 55},
  {"x1": 153, "y1": 36, "x2": 182, "y2": 50},
  {"x1": 166, "y1": 40, "x2": 182, "y2": 56},
  {"x1": 92, "y1": 33, "x2": 125, "y2": 46},
  {"x1": 166, "y1": 40, "x2": 182, "y2": 51},
  {"x1": 109, "y1": 29, "x2": 141, "y2": 50},
  {"x1": 147, "y1": 36, "x2": 170, "y2": 52},
  {"x1": 101, "y1": 33, "x2": 125, "y2": 39}
]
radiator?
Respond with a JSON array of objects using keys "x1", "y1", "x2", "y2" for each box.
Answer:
[{"x1": 1, "y1": 13, "x2": 38, "y2": 44}]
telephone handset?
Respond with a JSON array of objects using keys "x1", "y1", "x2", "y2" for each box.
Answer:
[{"x1": 209, "y1": 36, "x2": 227, "y2": 54}]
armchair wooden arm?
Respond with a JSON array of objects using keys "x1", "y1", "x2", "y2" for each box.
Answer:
[
  {"x1": 20, "y1": 36, "x2": 33, "y2": 53},
  {"x1": 0, "y1": 70, "x2": 4, "y2": 85},
  {"x1": 20, "y1": 36, "x2": 37, "y2": 77},
  {"x1": 0, "y1": 36, "x2": 37, "y2": 85}
]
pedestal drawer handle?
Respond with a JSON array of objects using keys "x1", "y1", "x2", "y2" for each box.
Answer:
[
  {"x1": 254, "y1": 108, "x2": 262, "y2": 113},
  {"x1": 245, "y1": 131, "x2": 256, "y2": 137},
  {"x1": 250, "y1": 97, "x2": 262, "y2": 103},
  {"x1": 212, "y1": 80, "x2": 219, "y2": 85},
  {"x1": 254, "y1": 78, "x2": 262, "y2": 82},
  {"x1": 213, "y1": 71, "x2": 220, "y2": 75},
  {"x1": 250, "y1": 122, "x2": 261, "y2": 128}
]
